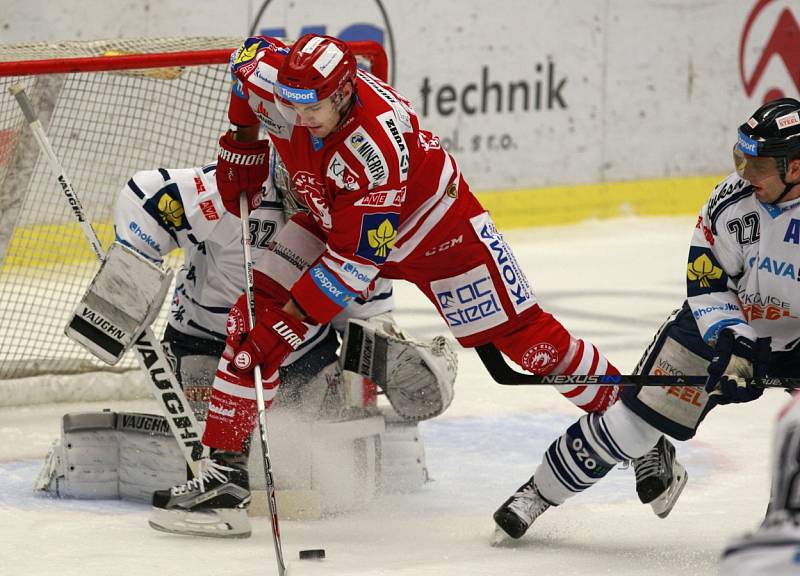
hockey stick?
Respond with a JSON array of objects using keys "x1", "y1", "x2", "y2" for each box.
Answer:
[
  {"x1": 9, "y1": 84, "x2": 208, "y2": 474},
  {"x1": 475, "y1": 343, "x2": 800, "y2": 389},
  {"x1": 239, "y1": 193, "x2": 287, "y2": 576}
]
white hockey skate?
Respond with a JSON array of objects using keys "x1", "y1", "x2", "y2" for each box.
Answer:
[
  {"x1": 492, "y1": 476, "x2": 553, "y2": 542},
  {"x1": 632, "y1": 436, "x2": 688, "y2": 518}
]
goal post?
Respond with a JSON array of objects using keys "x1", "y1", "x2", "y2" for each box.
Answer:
[{"x1": 0, "y1": 37, "x2": 387, "y2": 389}]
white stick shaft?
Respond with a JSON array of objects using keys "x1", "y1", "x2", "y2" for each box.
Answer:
[
  {"x1": 240, "y1": 193, "x2": 286, "y2": 576},
  {"x1": 9, "y1": 83, "x2": 208, "y2": 474}
]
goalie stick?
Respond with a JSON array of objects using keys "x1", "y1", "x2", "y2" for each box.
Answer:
[
  {"x1": 475, "y1": 343, "x2": 800, "y2": 389},
  {"x1": 9, "y1": 84, "x2": 208, "y2": 474},
  {"x1": 239, "y1": 194, "x2": 287, "y2": 576}
]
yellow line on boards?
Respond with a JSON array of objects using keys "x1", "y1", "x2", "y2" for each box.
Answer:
[
  {"x1": 1, "y1": 174, "x2": 723, "y2": 269},
  {"x1": 475, "y1": 174, "x2": 721, "y2": 229}
]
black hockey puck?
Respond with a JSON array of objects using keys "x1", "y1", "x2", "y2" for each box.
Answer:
[{"x1": 299, "y1": 549, "x2": 326, "y2": 560}]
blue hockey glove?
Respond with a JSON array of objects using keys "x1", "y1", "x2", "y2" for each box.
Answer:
[{"x1": 705, "y1": 329, "x2": 771, "y2": 405}]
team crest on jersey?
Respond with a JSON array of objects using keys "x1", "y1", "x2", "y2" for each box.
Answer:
[
  {"x1": 292, "y1": 171, "x2": 332, "y2": 230},
  {"x1": 356, "y1": 212, "x2": 399, "y2": 264},
  {"x1": 686, "y1": 248, "x2": 725, "y2": 294},
  {"x1": 522, "y1": 343, "x2": 559, "y2": 375},
  {"x1": 157, "y1": 192, "x2": 184, "y2": 228}
]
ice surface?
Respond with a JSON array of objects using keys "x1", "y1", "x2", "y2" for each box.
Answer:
[{"x1": 0, "y1": 217, "x2": 781, "y2": 575}]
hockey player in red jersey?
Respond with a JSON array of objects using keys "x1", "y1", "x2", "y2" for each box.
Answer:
[{"x1": 150, "y1": 34, "x2": 621, "y2": 536}]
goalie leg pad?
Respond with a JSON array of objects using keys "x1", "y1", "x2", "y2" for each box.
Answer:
[
  {"x1": 379, "y1": 405, "x2": 429, "y2": 493},
  {"x1": 65, "y1": 242, "x2": 173, "y2": 364},
  {"x1": 35, "y1": 411, "x2": 120, "y2": 499},
  {"x1": 36, "y1": 411, "x2": 187, "y2": 503},
  {"x1": 340, "y1": 315, "x2": 458, "y2": 421}
]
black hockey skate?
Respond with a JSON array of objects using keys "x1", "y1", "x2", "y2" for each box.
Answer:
[
  {"x1": 493, "y1": 476, "x2": 553, "y2": 541},
  {"x1": 149, "y1": 452, "x2": 252, "y2": 538},
  {"x1": 632, "y1": 436, "x2": 687, "y2": 518}
]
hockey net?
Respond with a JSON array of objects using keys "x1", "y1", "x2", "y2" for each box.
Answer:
[{"x1": 0, "y1": 37, "x2": 388, "y2": 402}]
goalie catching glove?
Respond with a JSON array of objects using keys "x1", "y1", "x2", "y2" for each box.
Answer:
[
  {"x1": 341, "y1": 315, "x2": 457, "y2": 421},
  {"x1": 216, "y1": 130, "x2": 269, "y2": 217}
]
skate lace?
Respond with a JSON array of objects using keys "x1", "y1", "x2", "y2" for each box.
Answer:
[
  {"x1": 171, "y1": 459, "x2": 234, "y2": 496},
  {"x1": 508, "y1": 482, "x2": 549, "y2": 522},
  {"x1": 633, "y1": 449, "x2": 663, "y2": 482}
]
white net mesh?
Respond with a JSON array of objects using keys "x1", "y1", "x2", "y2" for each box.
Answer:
[{"x1": 0, "y1": 37, "x2": 384, "y2": 383}]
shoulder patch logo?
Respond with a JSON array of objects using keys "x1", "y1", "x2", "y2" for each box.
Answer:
[
  {"x1": 356, "y1": 212, "x2": 399, "y2": 264},
  {"x1": 234, "y1": 41, "x2": 260, "y2": 66},
  {"x1": 158, "y1": 193, "x2": 184, "y2": 227},
  {"x1": 687, "y1": 253, "x2": 723, "y2": 288}
]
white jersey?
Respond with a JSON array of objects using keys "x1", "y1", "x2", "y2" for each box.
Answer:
[
  {"x1": 114, "y1": 164, "x2": 395, "y2": 352},
  {"x1": 687, "y1": 172, "x2": 800, "y2": 351}
]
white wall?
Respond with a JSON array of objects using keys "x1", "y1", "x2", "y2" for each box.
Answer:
[{"x1": 2, "y1": 0, "x2": 797, "y2": 190}]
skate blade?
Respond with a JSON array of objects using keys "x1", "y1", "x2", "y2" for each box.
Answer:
[
  {"x1": 490, "y1": 524, "x2": 519, "y2": 547},
  {"x1": 652, "y1": 464, "x2": 688, "y2": 519},
  {"x1": 148, "y1": 506, "x2": 252, "y2": 538}
]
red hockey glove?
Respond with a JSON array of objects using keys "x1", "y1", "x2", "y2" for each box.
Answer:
[
  {"x1": 216, "y1": 130, "x2": 270, "y2": 217},
  {"x1": 225, "y1": 294, "x2": 308, "y2": 376}
]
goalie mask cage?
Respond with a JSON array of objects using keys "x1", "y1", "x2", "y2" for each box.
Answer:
[{"x1": 0, "y1": 37, "x2": 388, "y2": 389}]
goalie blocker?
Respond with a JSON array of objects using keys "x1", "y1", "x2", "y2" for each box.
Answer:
[{"x1": 65, "y1": 242, "x2": 174, "y2": 364}]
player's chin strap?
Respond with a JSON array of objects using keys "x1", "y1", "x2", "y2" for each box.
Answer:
[
  {"x1": 771, "y1": 158, "x2": 799, "y2": 204},
  {"x1": 772, "y1": 180, "x2": 799, "y2": 204},
  {"x1": 475, "y1": 343, "x2": 800, "y2": 389}
]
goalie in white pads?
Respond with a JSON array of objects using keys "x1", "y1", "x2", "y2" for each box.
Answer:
[
  {"x1": 493, "y1": 98, "x2": 800, "y2": 540},
  {"x1": 40, "y1": 147, "x2": 458, "y2": 529}
]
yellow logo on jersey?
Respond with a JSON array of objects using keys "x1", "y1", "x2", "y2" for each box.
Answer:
[
  {"x1": 158, "y1": 193, "x2": 184, "y2": 227},
  {"x1": 367, "y1": 218, "x2": 397, "y2": 259},
  {"x1": 234, "y1": 42, "x2": 259, "y2": 65},
  {"x1": 687, "y1": 254, "x2": 723, "y2": 288}
]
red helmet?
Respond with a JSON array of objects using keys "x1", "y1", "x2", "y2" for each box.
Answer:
[{"x1": 276, "y1": 34, "x2": 357, "y2": 104}]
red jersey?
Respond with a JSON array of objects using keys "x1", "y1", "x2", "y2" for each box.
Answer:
[{"x1": 227, "y1": 36, "x2": 540, "y2": 347}]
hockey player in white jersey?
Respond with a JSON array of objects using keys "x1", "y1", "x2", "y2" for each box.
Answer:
[
  {"x1": 493, "y1": 98, "x2": 800, "y2": 540},
  {"x1": 113, "y1": 149, "x2": 455, "y2": 422},
  {"x1": 719, "y1": 392, "x2": 800, "y2": 576},
  {"x1": 114, "y1": 153, "x2": 395, "y2": 414}
]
